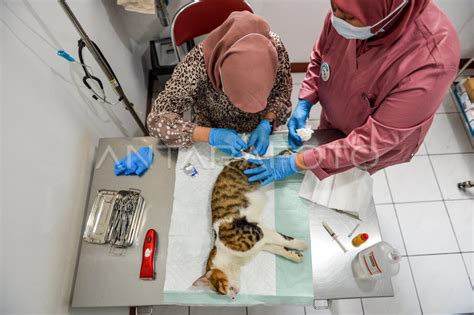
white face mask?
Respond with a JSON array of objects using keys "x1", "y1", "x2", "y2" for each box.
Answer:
[{"x1": 331, "y1": 0, "x2": 409, "y2": 40}]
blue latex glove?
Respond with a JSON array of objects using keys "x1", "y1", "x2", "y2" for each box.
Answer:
[
  {"x1": 288, "y1": 99, "x2": 313, "y2": 150},
  {"x1": 244, "y1": 154, "x2": 299, "y2": 186},
  {"x1": 208, "y1": 128, "x2": 248, "y2": 157},
  {"x1": 248, "y1": 119, "x2": 272, "y2": 156},
  {"x1": 114, "y1": 146, "x2": 154, "y2": 176}
]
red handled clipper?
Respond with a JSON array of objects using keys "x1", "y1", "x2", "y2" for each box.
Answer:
[{"x1": 140, "y1": 229, "x2": 157, "y2": 280}]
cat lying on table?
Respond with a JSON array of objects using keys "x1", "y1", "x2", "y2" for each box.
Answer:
[{"x1": 193, "y1": 153, "x2": 308, "y2": 299}]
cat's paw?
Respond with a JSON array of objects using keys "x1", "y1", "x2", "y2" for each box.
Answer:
[
  {"x1": 290, "y1": 239, "x2": 308, "y2": 251},
  {"x1": 285, "y1": 248, "x2": 304, "y2": 263}
]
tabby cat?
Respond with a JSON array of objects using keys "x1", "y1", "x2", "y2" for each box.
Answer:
[{"x1": 193, "y1": 157, "x2": 308, "y2": 299}]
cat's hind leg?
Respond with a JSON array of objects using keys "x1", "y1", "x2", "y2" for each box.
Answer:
[
  {"x1": 263, "y1": 244, "x2": 304, "y2": 263},
  {"x1": 261, "y1": 228, "x2": 308, "y2": 251}
]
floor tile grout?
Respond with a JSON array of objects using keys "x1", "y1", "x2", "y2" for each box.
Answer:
[
  {"x1": 393, "y1": 204, "x2": 424, "y2": 314},
  {"x1": 382, "y1": 170, "x2": 394, "y2": 204},
  {"x1": 406, "y1": 251, "x2": 474, "y2": 257},
  {"x1": 425, "y1": 152, "x2": 474, "y2": 288},
  {"x1": 360, "y1": 298, "x2": 365, "y2": 315},
  {"x1": 424, "y1": 151, "x2": 474, "y2": 156},
  {"x1": 379, "y1": 110, "x2": 472, "y2": 313},
  {"x1": 453, "y1": 111, "x2": 474, "y2": 150},
  {"x1": 374, "y1": 202, "x2": 396, "y2": 206},
  {"x1": 436, "y1": 110, "x2": 460, "y2": 114},
  {"x1": 376, "y1": 197, "x2": 474, "y2": 206},
  {"x1": 434, "y1": 111, "x2": 459, "y2": 116},
  {"x1": 383, "y1": 170, "x2": 424, "y2": 314}
]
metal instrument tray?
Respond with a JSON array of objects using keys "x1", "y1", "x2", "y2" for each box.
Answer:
[{"x1": 83, "y1": 189, "x2": 144, "y2": 247}]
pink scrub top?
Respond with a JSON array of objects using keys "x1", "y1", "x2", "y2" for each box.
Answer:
[{"x1": 300, "y1": 2, "x2": 460, "y2": 180}]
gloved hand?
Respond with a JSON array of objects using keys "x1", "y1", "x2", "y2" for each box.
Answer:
[
  {"x1": 288, "y1": 99, "x2": 313, "y2": 150},
  {"x1": 208, "y1": 128, "x2": 248, "y2": 157},
  {"x1": 244, "y1": 154, "x2": 299, "y2": 186},
  {"x1": 248, "y1": 119, "x2": 272, "y2": 156},
  {"x1": 114, "y1": 146, "x2": 154, "y2": 176}
]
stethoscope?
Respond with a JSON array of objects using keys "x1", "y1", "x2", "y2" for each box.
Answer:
[{"x1": 77, "y1": 39, "x2": 121, "y2": 105}]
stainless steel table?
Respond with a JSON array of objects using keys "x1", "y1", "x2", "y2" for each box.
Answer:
[
  {"x1": 72, "y1": 137, "x2": 176, "y2": 307},
  {"x1": 71, "y1": 131, "x2": 393, "y2": 308},
  {"x1": 304, "y1": 131, "x2": 394, "y2": 301}
]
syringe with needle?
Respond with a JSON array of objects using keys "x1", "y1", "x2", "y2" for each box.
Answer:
[{"x1": 322, "y1": 221, "x2": 347, "y2": 253}]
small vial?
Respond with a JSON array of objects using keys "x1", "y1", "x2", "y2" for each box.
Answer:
[
  {"x1": 352, "y1": 233, "x2": 369, "y2": 247},
  {"x1": 183, "y1": 163, "x2": 198, "y2": 177}
]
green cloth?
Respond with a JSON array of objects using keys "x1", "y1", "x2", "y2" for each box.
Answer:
[{"x1": 164, "y1": 134, "x2": 314, "y2": 305}]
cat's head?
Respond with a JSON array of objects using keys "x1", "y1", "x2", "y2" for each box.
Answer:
[{"x1": 193, "y1": 269, "x2": 240, "y2": 299}]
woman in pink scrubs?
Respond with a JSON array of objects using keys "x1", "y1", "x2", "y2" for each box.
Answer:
[{"x1": 245, "y1": 0, "x2": 461, "y2": 185}]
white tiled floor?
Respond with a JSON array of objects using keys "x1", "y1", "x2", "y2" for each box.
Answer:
[
  {"x1": 463, "y1": 252, "x2": 474, "y2": 288},
  {"x1": 180, "y1": 83, "x2": 474, "y2": 314},
  {"x1": 327, "y1": 299, "x2": 363, "y2": 315},
  {"x1": 191, "y1": 307, "x2": 246, "y2": 315},
  {"x1": 249, "y1": 306, "x2": 305, "y2": 315},
  {"x1": 305, "y1": 306, "x2": 331, "y2": 315},
  {"x1": 362, "y1": 259, "x2": 421, "y2": 315},
  {"x1": 445, "y1": 200, "x2": 474, "y2": 252},
  {"x1": 424, "y1": 113, "x2": 474, "y2": 154},
  {"x1": 385, "y1": 156, "x2": 443, "y2": 203},
  {"x1": 371, "y1": 99, "x2": 474, "y2": 313},
  {"x1": 410, "y1": 254, "x2": 474, "y2": 314},
  {"x1": 152, "y1": 305, "x2": 188, "y2": 315},
  {"x1": 375, "y1": 204, "x2": 407, "y2": 255},
  {"x1": 437, "y1": 92, "x2": 459, "y2": 114},
  {"x1": 396, "y1": 201, "x2": 459, "y2": 255},
  {"x1": 414, "y1": 142, "x2": 428, "y2": 156},
  {"x1": 372, "y1": 170, "x2": 392, "y2": 205},
  {"x1": 430, "y1": 153, "x2": 474, "y2": 200}
]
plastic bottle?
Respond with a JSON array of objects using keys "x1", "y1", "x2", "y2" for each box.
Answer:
[
  {"x1": 352, "y1": 233, "x2": 369, "y2": 247},
  {"x1": 353, "y1": 241, "x2": 401, "y2": 280}
]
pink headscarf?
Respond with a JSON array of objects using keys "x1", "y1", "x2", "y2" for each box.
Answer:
[
  {"x1": 203, "y1": 11, "x2": 278, "y2": 113},
  {"x1": 332, "y1": 0, "x2": 431, "y2": 47}
]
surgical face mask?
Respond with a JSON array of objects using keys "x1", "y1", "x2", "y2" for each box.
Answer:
[{"x1": 331, "y1": 0, "x2": 409, "y2": 40}]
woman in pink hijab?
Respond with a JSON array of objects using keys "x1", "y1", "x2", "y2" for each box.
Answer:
[
  {"x1": 148, "y1": 12, "x2": 292, "y2": 157},
  {"x1": 245, "y1": 0, "x2": 461, "y2": 185}
]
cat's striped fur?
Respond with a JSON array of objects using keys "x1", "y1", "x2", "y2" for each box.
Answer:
[{"x1": 193, "y1": 155, "x2": 308, "y2": 299}]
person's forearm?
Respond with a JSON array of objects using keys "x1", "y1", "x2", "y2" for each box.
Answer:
[
  {"x1": 295, "y1": 153, "x2": 308, "y2": 171},
  {"x1": 192, "y1": 126, "x2": 211, "y2": 143},
  {"x1": 264, "y1": 111, "x2": 277, "y2": 121}
]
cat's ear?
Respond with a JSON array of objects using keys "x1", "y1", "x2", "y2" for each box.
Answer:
[{"x1": 192, "y1": 274, "x2": 210, "y2": 287}]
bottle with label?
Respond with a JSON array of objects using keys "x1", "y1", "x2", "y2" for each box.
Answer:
[{"x1": 353, "y1": 241, "x2": 401, "y2": 280}]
